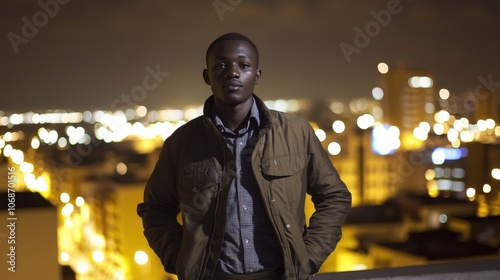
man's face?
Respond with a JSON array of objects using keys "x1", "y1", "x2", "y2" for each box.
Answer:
[{"x1": 203, "y1": 40, "x2": 261, "y2": 106}]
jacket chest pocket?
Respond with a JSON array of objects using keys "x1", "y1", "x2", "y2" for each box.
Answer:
[
  {"x1": 260, "y1": 153, "x2": 308, "y2": 205},
  {"x1": 178, "y1": 158, "x2": 222, "y2": 221},
  {"x1": 261, "y1": 153, "x2": 307, "y2": 178},
  {"x1": 184, "y1": 162, "x2": 221, "y2": 191}
]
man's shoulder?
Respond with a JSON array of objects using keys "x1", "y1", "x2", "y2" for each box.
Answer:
[
  {"x1": 254, "y1": 94, "x2": 308, "y2": 127},
  {"x1": 166, "y1": 115, "x2": 207, "y2": 141},
  {"x1": 269, "y1": 110, "x2": 310, "y2": 127}
]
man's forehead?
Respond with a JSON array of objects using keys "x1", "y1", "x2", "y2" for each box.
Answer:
[
  {"x1": 209, "y1": 40, "x2": 257, "y2": 59},
  {"x1": 211, "y1": 40, "x2": 254, "y2": 52}
]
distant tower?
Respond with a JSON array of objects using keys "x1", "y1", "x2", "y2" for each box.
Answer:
[
  {"x1": 376, "y1": 65, "x2": 436, "y2": 194},
  {"x1": 378, "y1": 66, "x2": 436, "y2": 150}
]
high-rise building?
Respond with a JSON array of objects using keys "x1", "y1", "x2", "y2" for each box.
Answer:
[{"x1": 378, "y1": 67, "x2": 436, "y2": 150}]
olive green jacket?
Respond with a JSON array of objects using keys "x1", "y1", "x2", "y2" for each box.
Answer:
[{"x1": 137, "y1": 95, "x2": 351, "y2": 280}]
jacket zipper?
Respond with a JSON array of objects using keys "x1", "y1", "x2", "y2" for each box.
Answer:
[
  {"x1": 199, "y1": 183, "x2": 222, "y2": 279},
  {"x1": 199, "y1": 131, "x2": 227, "y2": 279}
]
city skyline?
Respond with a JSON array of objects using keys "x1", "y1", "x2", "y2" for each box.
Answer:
[
  {"x1": 1, "y1": 0, "x2": 500, "y2": 112},
  {"x1": 1, "y1": 85, "x2": 499, "y2": 278}
]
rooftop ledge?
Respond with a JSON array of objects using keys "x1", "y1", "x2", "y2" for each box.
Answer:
[{"x1": 315, "y1": 259, "x2": 500, "y2": 280}]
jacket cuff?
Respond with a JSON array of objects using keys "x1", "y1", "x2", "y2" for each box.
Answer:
[{"x1": 309, "y1": 259, "x2": 320, "y2": 275}]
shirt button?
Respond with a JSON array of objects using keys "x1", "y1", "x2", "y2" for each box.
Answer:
[
  {"x1": 239, "y1": 141, "x2": 243, "y2": 146},
  {"x1": 245, "y1": 239, "x2": 249, "y2": 244},
  {"x1": 243, "y1": 206, "x2": 248, "y2": 210},
  {"x1": 271, "y1": 198, "x2": 276, "y2": 203},
  {"x1": 286, "y1": 224, "x2": 291, "y2": 229}
]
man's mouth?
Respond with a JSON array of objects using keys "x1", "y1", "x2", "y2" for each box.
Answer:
[{"x1": 223, "y1": 81, "x2": 243, "y2": 90}]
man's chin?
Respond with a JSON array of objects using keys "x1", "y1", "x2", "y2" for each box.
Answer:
[{"x1": 215, "y1": 92, "x2": 252, "y2": 107}]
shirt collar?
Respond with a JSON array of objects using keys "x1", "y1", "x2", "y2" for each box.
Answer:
[{"x1": 211, "y1": 97, "x2": 261, "y2": 132}]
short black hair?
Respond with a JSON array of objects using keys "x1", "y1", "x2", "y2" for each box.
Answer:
[{"x1": 205, "y1": 32, "x2": 259, "y2": 66}]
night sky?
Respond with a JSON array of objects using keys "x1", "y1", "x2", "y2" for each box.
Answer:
[{"x1": 1, "y1": 0, "x2": 500, "y2": 113}]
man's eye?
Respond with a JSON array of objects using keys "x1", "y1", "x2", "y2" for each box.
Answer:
[
  {"x1": 240, "y1": 63, "x2": 250, "y2": 68},
  {"x1": 215, "y1": 63, "x2": 225, "y2": 69}
]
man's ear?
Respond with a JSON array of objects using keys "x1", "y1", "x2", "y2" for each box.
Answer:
[
  {"x1": 203, "y1": 69, "x2": 210, "y2": 85},
  {"x1": 254, "y1": 69, "x2": 262, "y2": 85}
]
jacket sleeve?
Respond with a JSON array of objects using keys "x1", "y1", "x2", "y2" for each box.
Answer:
[
  {"x1": 302, "y1": 123, "x2": 351, "y2": 273},
  {"x1": 137, "y1": 140, "x2": 182, "y2": 274}
]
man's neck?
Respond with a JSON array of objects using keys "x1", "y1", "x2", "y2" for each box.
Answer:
[{"x1": 214, "y1": 97, "x2": 253, "y2": 132}]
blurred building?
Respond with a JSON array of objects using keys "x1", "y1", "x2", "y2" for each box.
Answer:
[
  {"x1": 377, "y1": 67, "x2": 436, "y2": 151},
  {"x1": 369, "y1": 229, "x2": 499, "y2": 268},
  {"x1": 448, "y1": 215, "x2": 500, "y2": 247},
  {"x1": 0, "y1": 192, "x2": 68, "y2": 280},
  {"x1": 443, "y1": 87, "x2": 499, "y2": 123}
]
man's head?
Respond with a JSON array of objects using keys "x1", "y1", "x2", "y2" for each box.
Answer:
[
  {"x1": 203, "y1": 33, "x2": 261, "y2": 107},
  {"x1": 205, "y1": 33, "x2": 259, "y2": 67}
]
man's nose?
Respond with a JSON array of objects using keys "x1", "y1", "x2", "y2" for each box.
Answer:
[{"x1": 225, "y1": 64, "x2": 240, "y2": 79}]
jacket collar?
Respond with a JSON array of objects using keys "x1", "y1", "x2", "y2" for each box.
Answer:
[{"x1": 202, "y1": 94, "x2": 273, "y2": 130}]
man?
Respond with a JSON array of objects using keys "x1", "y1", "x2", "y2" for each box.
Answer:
[{"x1": 137, "y1": 33, "x2": 351, "y2": 280}]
